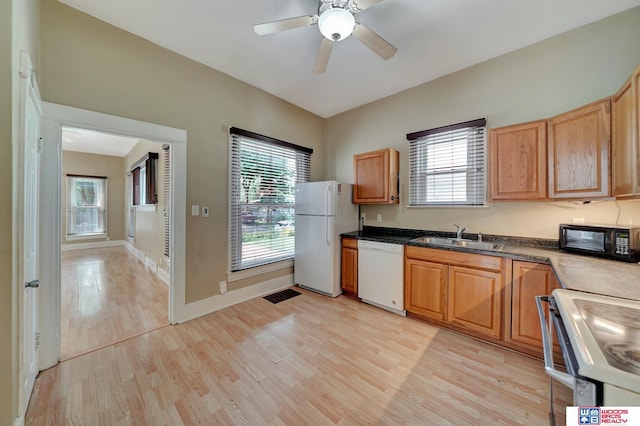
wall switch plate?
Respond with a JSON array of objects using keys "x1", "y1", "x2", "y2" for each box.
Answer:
[
  {"x1": 202, "y1": 207, "x2": 209, "y2": 218},
  {"x1": 360, "y1": 213, "x2": 366, "y2": 221},
  {"x1": 376, "y1": 214, "x2": 382, "y2": 222},
  {"x1": 191, "y1": 205, "x2": 200, "y2": 216},
  {"x1": 219, "y1": 280, "x2": 227, "y2": 295},
  {"x1": 572, "y1": 217, "x2": 585, "y2": 224}
]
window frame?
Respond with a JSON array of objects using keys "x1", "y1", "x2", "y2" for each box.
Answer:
[
  {"x1": 130, "y1": 152, "x2": 158, "y2": 207},
  {"x1": 406, "y1": 118, "x2": 487, "y2": 207},
  {"x1": 65, "y1": 174, "x2": 108, "y2": 237},
  {"x1": 228, "y1": 127, "x2": 312, "y2": 276}
]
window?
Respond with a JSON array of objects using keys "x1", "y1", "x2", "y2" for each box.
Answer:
[
  {"x1": 407, "y1": 118, "x2": 487, "y2": 206},
  {"x1": 66, "y1": 175, "x2": 107, "y2": 236},
  {"x1": 229, "y1": 127, "x2": 312, "y2": 272},
  {"x1": 130, "y1": 152, "x2": 158, "y2": 206}
]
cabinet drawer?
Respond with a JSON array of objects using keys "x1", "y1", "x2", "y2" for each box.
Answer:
[
  {"x1": 342, "y1": 237, "x2": 358, "y2": 249},
  {"x1": 405, "y1": 246, "x2": 502, "y2": 272}
]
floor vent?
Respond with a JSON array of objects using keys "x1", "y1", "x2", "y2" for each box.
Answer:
[{"x1": 263, "y1": 288, "x2": 301, "y2": 304}]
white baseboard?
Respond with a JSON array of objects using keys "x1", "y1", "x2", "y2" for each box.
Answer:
[
  {"x1": 157, "y1": 267, "x2": 170, "y2": 285},
  {"x1": 124, "y1": 241, "x2": 169, "y2": 285},
  {"x1": 61, "y1": 239, "x2": 126, "y2": 251},
  {"x1": 175, "y1": 274, "x2": 294, "y2": 323}
]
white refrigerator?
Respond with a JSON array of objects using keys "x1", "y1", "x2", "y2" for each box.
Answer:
[{"x1": 294, "y1": 181, "x2": 359, "y2": 297}]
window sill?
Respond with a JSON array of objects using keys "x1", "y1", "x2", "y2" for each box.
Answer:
[
  {"x1": 406, "y1": 204, "x2": 489, "y2": 209},
  {"x1": 227, "y1": 259, "x2": 293, "y2": 282},
  {"x1": 66, "y1": 233, "x2": 108, "y2": 241},
  {"x1": 135, "y1": 204, "x2": 157, "y2": 212}
]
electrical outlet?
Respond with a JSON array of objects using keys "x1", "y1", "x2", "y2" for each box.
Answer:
[
  {"x1": 360, "y1": 213, "x2": 366, "y2": 221},
  {"x1": 202, "y1": 207, "x2": 209, "y2": 218},
  {"x1": 572, "y1": 217, "x2": 585, "y2": 224},
  {"x1": 376, "y1": 214, "x2": 382, "y2": 222},
  {"x1": 191, "y1": 205, "x2": 200, "y2": 216},
  {"x1": 219, "y1": 280, "x2": 227, "y2": 295}
]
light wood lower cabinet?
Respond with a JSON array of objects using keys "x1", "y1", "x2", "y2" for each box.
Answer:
[
  {"x1": 405, "y1": 246, "x2": 504, "y2": 339},
  {"x1": 404, "y1": 258, "x2": 447, "y2": 320},
  {"x1": 447, "y1": 266, "x2": 503, "y2": 338},
  {"x1": 510, "y1": 261, "x2": 561, "y2": 352},
  {"x1": 341, "y1": 238, "x2": 358, "y2": 297}
]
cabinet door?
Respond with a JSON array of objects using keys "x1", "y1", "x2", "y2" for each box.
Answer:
[
  {"x1": 612, "y1": 77, "x2": 637, "y2": 197},
  {"x1": 548, "y1": 99, "x2": 611, "y2": 199},
  {"x1": 353, "y1": 148, "x2": 399, "y2": 204},
  {"x1": 489, "y1": 121, "x2": 547, "y2": 200},
  {"x1": 635, "y1": 67, "x2": 640, "y2": 193},
  {"x1": 511, "y1": 261, "x2": 561, "y2": 349},
  {"x1": 447, "y1": 266, "x2": 503, "y2": 338},
  {"x1": 341, "y1": 240, "x2": 358, "y2": 296},
  {"x1": 405, "y1": 259, "x2": 447, "y2": 320}
]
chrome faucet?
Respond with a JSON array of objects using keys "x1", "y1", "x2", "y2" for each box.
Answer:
[{"x1": 454, "y1": 224, "x2": 467, "y2": 240}]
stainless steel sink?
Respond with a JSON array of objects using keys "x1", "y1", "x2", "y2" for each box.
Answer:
[{"x1": 410, "y1": 236, "x2": 503, "y2": 251}]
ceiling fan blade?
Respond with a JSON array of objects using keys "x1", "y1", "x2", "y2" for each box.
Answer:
[
  {"x1": 313, "y1": 38, "x2": 334, "y2": 74},
  {"x1": 348, "y1": 0, "x2": 383, "y2": 13},
  {"x1": 352, "y1": 22, "x2": 397, "y2": 60},
  {"x1": 254, "y1": 15, "x2": 318, "y2": 36}
]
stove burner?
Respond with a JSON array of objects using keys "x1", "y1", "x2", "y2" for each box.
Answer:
[{"x1": 604, "y1": 342, "x2": 640, "y2": 375}]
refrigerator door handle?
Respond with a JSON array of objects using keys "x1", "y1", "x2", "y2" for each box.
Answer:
[
  {"x1": 325, "y1": 184, "x2": 331, "y2": 217},
  {"x1": 325, "y1": 215, "x2": 331, "y2": 247}
]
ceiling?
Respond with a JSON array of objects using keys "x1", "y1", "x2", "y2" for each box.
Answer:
[
  {"x1": 62, "y1": 127, "x2": 140, "y2": 157},
  {"x1": 58, "y1": 0, "x2": 640, "y2": 118}
]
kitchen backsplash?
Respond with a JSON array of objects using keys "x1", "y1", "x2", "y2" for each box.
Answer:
[{"x1": 358, "y1": 199, "x2": 640, "y2": 240}]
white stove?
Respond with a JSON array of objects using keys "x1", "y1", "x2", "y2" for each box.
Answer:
[
  {"x1": 537, "y1": 289, "x2": 640, "y2": 424},
  {"x1": 551, "y1": 289, "x2": 640, "y2": 405}
]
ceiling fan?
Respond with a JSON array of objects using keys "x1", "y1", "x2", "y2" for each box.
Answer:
[{"x1": 254, "y1": 0, "x2": 397, "y2": 74}]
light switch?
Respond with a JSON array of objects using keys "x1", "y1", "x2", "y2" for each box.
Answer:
[
  {"x1": 376, "y1": 214, "x2": 382, "y2": 222},
  {"x1": 191, "y1": 205, "x2": 200, "y2": 216},
  {"x1": 202, "y1": 207, "x2": 209, "y2": 218}
]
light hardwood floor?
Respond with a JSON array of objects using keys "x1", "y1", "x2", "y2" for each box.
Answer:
[
  {"x1": 60, "y1": 246, "x2": 169, "y2": 360},
  {"x1": 28, "y1": 286, "x2": 570, "y2": 425}
]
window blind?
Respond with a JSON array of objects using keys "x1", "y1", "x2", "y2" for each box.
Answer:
[
  {"x1": 162, "y1": 144, "x2": 170, "y2": 258},
  {"x1": 407, "y1": 118, "x2": 487, "y2": 206},
  {"x1": 229, "y1": 128, "x2": 312, "y2": 272}
]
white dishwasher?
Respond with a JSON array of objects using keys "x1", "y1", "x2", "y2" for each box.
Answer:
[{"x1": 357, "y1": 240, "x2": 405, "y2": 316}]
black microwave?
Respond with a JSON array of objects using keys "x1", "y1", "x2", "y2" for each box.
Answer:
[{"x1": 559, "y1": 224, "x2": 640, "y2": 262}]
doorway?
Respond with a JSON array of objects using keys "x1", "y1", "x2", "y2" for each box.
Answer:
[
  {"x1": 38, "y1": 103, "x2": 187, "y2": 371},
  {"x1": 60, "y1": 130, "x2": 171, "y2": 359}
]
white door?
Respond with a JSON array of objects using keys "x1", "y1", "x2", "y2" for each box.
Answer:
[
  {"x1": 294, "y1": 214, "x2": 337, "y2": 295},
  {"x1": 295, "y1": 181, "x2": 336, "y2": 216},
  {"x1": 19, "y1": 53, "x2": 42, "y2": 417}
]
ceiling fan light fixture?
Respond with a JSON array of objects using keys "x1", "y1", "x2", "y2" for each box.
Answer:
[{"x1": 318, "y1": 8, "x2": 355, "y2": 41}]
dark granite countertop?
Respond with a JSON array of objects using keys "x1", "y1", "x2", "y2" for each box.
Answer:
[{"x1": 342, "y1": 226, "x2": 640, "y2": 301}]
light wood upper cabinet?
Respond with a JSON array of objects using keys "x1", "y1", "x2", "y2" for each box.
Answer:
[
  {"x1": 510, "y1": 261, "x2": 560, "y2": 350},
  {"x1": 548, "y1": 99, "x2": 611, "y2": 199},
  {"x1": 341, "y1": 238, "x2": 358, "y2": 297},
  {"x1": 636, "y1": 68, "x2": 640, "y2": 191},
  {"x1": 612, "y1": 66, "x2": 640, "y2": 198},
  {"x1": 446, "y1": 266, "x2": 503, "y2": 338},
  {"x1": 405, "y1": 258, "x2": 447, "y2": 320},
  {"x1": 489, "y1": 120, "x2": 547, "y2": 200},
  {"x1": 353, "y1": 148, "x2": 399, "y2": 204}
]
